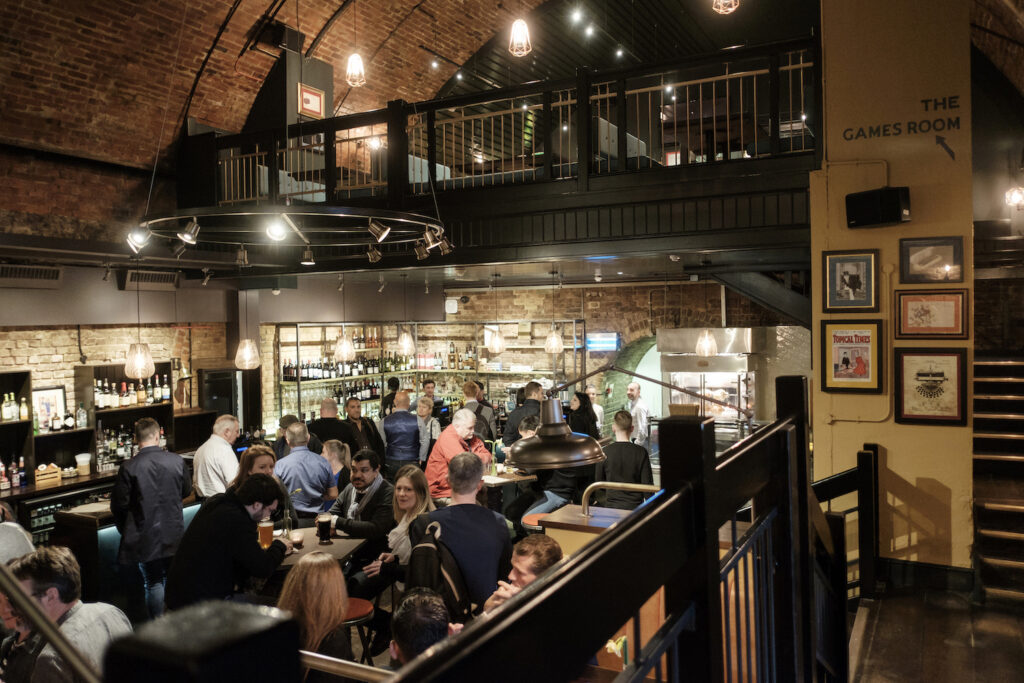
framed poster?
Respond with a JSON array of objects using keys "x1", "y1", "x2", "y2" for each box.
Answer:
[
  {"x1": 820, "y1": 319, "x2": 883, "y2": 393},
  {"x1": 822, "y1": 250, "x2": 879, "y2": 313},
  {"x1": 894, "y1": 347, "x2": 967, "y2": 425},
  {"x1": 297, "y1": 83, "x2": 325, "y2": 119},
  {"x1": 899, "y1": 237, "x2": 964, "y2": 283},
  {"x1": 32, "y1": 386, "x2": 66, "y2": 423},
  {"x1": 895, "y1": 289, "x2": 968, "y2": 339}
]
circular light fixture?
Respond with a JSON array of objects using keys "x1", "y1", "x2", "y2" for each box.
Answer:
[
  {"x1": 509, "y1": 18, "x2": 532, "y2": 57},
  {"x1": 266, "y1": 217, "x2": 288, "y2": 241},
  {"x1": 712, "y1": 0, "x2": 740, "y2": 15},
  {"x1": 300, "y1": 248, "x2": 315, "y2": 266},
  {"x1": 346, "y1": 53, "x2": 366, "y2": 87},
  {"x1": 125, "y1": 343, "x2": 156, "y2": 380},
  {"x1": 506, "y1": 398, "x2": 605, "y2": 470},
  {"x1": 177, "y1": 218, "x2": 200, "y2": 245},
  {"x1": 234, "y1": 338, "x2": 261, "y2": 370}
]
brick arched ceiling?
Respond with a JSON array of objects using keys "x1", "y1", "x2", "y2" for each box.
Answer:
[{"x1": 972, "y1": 0, "x2": 1024, "y2": 96}]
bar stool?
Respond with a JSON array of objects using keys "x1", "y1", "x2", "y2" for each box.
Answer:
[
  {"x1": 343, "y1": 597, "x2": 375, "y2": 664},
  {"x1": 521, "y1": 512, "x2": 550, "y2": 533}
]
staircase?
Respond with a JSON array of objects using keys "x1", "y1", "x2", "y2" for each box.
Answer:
[{"x1": 973, "y1": 357, "x2": 1024, "y2": 604}]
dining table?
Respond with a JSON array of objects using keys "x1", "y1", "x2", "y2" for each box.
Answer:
[
  {"x1": 258, "y1": 527, "x2": 366, "y2": 598},
  {"x1": 481, "y1": 469, "x2": 538, "y2": 512}
]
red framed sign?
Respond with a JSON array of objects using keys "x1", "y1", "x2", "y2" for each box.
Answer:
[{"x1": 298, "y1": 83, "x2": 325, "y2": 119}]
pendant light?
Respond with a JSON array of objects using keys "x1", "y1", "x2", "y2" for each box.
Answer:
[
  {"x1": 712, "y1": 0, "x2": 740, "y2": 15},
  {"x1": 124, "y1": 263, "x2": 156, "y2": 380},
  {"x1": 334, "y1": 275, "x2": 357, "y2": 362},
  {"x1": 506, "y1": 397, "x2": 604, "y2": 470},
  {"x1": 509, "y1": 19, "x2": 532, "y2": 57},
  {"x1": 486, "y1": 272, "x2": 506, "y2": 355},
  {"x1": 234, "y1": 290, "x2": 261, "y2": 370},
  {"x1": 397, "y1": 274, "x2": 416, "y2": 355},
  {"x1": 695, "y1": 278, "x2": 718, "y2": 357},
  {"x1": 543, "y1": 270, "x2": 563, "y2": 354},
  {"x1": 346, "y1": 1, "x2": 366, "y2": 87}
]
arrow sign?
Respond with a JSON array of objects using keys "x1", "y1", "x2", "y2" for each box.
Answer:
[{"x1": 936, "y1": 135, "x2": 955, "y2": 161}]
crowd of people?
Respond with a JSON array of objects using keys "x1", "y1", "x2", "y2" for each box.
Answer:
[{"x1": 0, "y1": 375, "x2": 655, "y2": 680}]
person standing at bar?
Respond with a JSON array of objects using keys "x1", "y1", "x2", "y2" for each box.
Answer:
[
  {"x1": 383, "y1": 391, "x2": 419, "y2": 480},
  {"x1": 567, "y1": 391, "x2": 600, "y2": 439},
  {"x1": 342, "y1": 396, "x2": 385, "y2": 461},
  {"x1": 502, "y1": 381, "x2": 543, "y2": 447},
  {"x1": 308, "y1": 398, "x2": 351, "y2": 445},
  {"x1": 586, "y1": 385, "x2": 604, "y2": 434},
  {"x1": 595, "y1": 411, "x2": 654, "y2": 510},
  {"x1": 275, "y1": 414, "x2": 323, "y2": 460},
  {"x1": 380, "y1": 377, "x2": 401, "y2": 417},
  {"x1": 192, "y1": 415, "x2": 241, "y2": 498},
  {"x1": 462, "y1": 380, "x2": 496, "y2": 442},
  {"x1": 110, "y1": 417, "x2": 191, "y2": 620},
  {"x1": 275, "y1": 423, "x2": 339, "y2": 526},
  {"x1": 416, "y1": 396, "x2": 442, "y2": 468},
  {"x1": 626, "y1": 382, "x2": 650, "y2": 452}
]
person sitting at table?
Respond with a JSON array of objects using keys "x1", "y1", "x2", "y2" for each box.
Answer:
[
  {"x1": 326, "y1": 449, "x2": 395, "y2": 578},
  {"x1": 275, "y1": 422, "x2": 339, "y2": 526},
  {"x1": 0, "y1": 591, "x2": 36, "y2": 681},
  {"x1": 320, "y1": 439, "x2": 351, "y2": 512},
  {"x1": 389, "y1": 588, "x2": 460, "y2": 666},
  {"x1": 274, "y1": 414, "x2": 323, "y2": 461},
  {"x1": 382, "y1": 391, "x2": 420, "y2": 481},
  {"x1": 416, "y1": 396, "x2": 441, "y2": 468},
  {"x1": 165, "y1": 473, "x2": 293, "y2": 610},
  {"x1": 411, "y1": 452, "x2": 512, "y2": 613},
  {"x1": 594, "y1": 411, "x2": 654, "y2": 510},
  {"x1": 362, "y1": 465, "x2": 435, "y2": 592},
  {"x1": 0, "y1": 501, "x2": 33, "y2": 564},
  {"x1": 425, "y1": 408, "x2": 492, "y2": 506},
  {"x1": 483, "y1": 535, "x2": 563, "y2": 613},
  {"x1": 276, "y1": 552, "x2": 354, "y2": 683},
  {"x1": 229, "y1": 444, "x2": 298, "y2": 531},
  {"x1": 503, "y1": 416, "x2": 545, "y2": 536}
]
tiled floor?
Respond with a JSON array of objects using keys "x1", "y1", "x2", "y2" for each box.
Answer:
[{"x1": 852, "y1": 589, "x2": 1024, "y2": 682}]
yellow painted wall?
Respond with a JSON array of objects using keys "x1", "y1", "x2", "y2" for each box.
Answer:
[{"x1": 812, "y1": 0, "x2": 973, "y2": 567}]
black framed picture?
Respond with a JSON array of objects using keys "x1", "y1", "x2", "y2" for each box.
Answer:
[
  {"x1": 820, "y1": 319, "x2": 884, "y2": 393},
  {"x1": 894, "y1": 347, "x2": 968, "y2": 426},
  {"x1": 894, "y1": 289, "x2": 968, "y2": 339},
  {"x1": 899, "y1": 237, "x2": 964, "y2": 284},
  {"x1": 822, "y1": 250, "x2": 879, "y2": 313}
]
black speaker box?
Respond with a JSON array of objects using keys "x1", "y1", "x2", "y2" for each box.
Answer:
[{"x1": 845, "y1": 186, "x2": 911, "y2": 228}]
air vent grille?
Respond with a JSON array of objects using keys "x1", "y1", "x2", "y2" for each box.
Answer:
[
  {"x1": 0, "y1": 265, "x2": 64, "y2": 289},
  {"x1": 117, "y1": 270, "x2": 179, "y2": 291}
]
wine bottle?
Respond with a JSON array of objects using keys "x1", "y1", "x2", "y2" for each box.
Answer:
[
  {"x1": 136, "y1": 382, "x2": 146, "y2": 405},
  {"x1": 19, "y1": 397, "x2": 28, "y2": 421},
  {"x1": 162, "y1": 375, "x2": 171, "y2": 402}
]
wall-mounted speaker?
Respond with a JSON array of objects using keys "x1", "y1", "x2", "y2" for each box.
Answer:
[{"x1": 845, "y1": 186, "x2": 911, "y2": 228}]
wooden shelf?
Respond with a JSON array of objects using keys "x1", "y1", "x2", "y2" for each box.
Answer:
[
  {"x1": 0, "y1": 419, "x2": 32, "y2": 429},
  {"x1": 280, "y1": 376, "x2": 380, "y2": 386},
  {"x1": 94, "y1": 402, "x2": 173, "y2": 416},
  {"x1": 0, "y1": 472, "x2": 118, "y2": 504},
  {"x1": 35, "y1": 427, "x2": 93, "y2": 439}
]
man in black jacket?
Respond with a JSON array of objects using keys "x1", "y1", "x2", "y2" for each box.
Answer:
[
  {"x1": 502, "y1": 381, "x2": 543, "y2": 447},
  {"x1": 164, "y1": 474, "x2": 292, "y2": 610},
  {"x1": 341, "y1": 396, "x2": 385, "y2": 460},
  {"x1": 327, "y1": 448, "x2": 395, "y2": 572},
  {"x1": 111, "y1": 417, "x2": 191, "y2": 619},
  {"x1": 308, "y1": 398, "x2": 352, "y2": 444}
]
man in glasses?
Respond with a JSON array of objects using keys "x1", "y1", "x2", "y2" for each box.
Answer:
[{"x1": 7, "y1": 546, "x2": 132, "y2": 681}]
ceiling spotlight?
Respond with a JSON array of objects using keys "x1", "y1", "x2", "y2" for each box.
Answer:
[
  {"x1": 368, "y1": 219, "x2": 391, "y2": 242},
  {"x1": 172, "y1": 243, "x2": 187, "y2": 259},
  {"x1": 300, "y1": 248, "x2": 316, "y2": 266},
  {"x1": 562, "y1": 124, "x2": 568, "y2": 131},
  {"x1": 337, "y1": 275, "x2": 345, "y2": 292},
  {"x1": 236, "y1": 246, "x2": 249, "y2": 266},
  {"x1": 414, "y1": 242, "x2": 429, "y2": 260},
  {"x1": 126, "y1": 225, "x2": 151, "y2": 253},
  {"x1": 368, "y1": 137, "x2": 382, "y2": 150},
  {"x1": 266, "y1": 217, "x2": 288, "y2": 241},
  {"x1": 801, "y1": 112, "x2": 807, "y2": 121},
  {"x1": 571, "y1": 8, "x2": 583, "y2": 23},
  {"x1": 665, "y1": 85, "x2": 673, "y2": 94},
  {"x1": 378, "y1": 274, "x2": 387, "y2": 293},
  {"x1": 616, "y1": 48, "x2": 624, "y2": 58},
  {"x1": 671, "y1": 95, "x2": 676, "y2": 101},
  {"x1": 201, "y1": 269, "x2": 212, "y2": 286},
  {"x1": 594, "y1": 267, "x2": 602, "y2": 283},
  {"x1": 585, "y1": 24, "x2": 594, "y2": 37},
  {"x1": 423, "y1": 229, "x2": 442, "y2": 250},
  {"x1": 455, "y1": 72, "x2": 463, "y2": 80},
  {"x1": 177, "y1": 218, "x2": 200, "y2": 245},
  {"x1": 272, "y1": 288, "x2": 281, "y2": 296},
  {"x1": 367, "y1": 244, "x2": 382, "y2": 263},
  {"x1": 522, "y1": 103, "x2": 528, "y2": 110},
  {"x1": 431, "y1": 60, "x2": 439, "y2": 69},
  {"x1": 437, "y1": 237, "x2": 453, "y2": 255},
  {"x1": 102, "y1": 265, "x2": 111, "y2": 281}
]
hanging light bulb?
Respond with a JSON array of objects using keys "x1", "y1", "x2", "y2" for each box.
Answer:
[
  {"x1": 398, "y1": 327, "x2": 416, "y2": 355},
  {"x1": 487, "y1": 327, "x2": 507, "y2": 354},
  {"x1": 544, "y1": 325, "x2": 564, "y2": 354},
  {"x1": 334, "y1": 328, "x2": 357, "y2": 362},
  {"x1": 234, "y1": 338, "x2": 261, "y2": 370},
  {"x1": 695, "y1": 328, "x2": 718, "y2": 357},
  {"x1": 346, "y1": 53, "x2": 366, "y2": 87},
  {"x1": 712, "y1": 0, "x2": 740, "y2": 15},
  {"x1": 1006, "y1": 186, "x2": 1024, "y2": 208},
  {"x1": 125, "y1": 343, "x2": 156, "y2": 380},
  {"x1": 509, "y1": 18, "x2": 532, "y2": 57}
]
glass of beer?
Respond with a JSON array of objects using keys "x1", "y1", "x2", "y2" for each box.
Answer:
[
  {"x1": 289, "y1": 529, "x2": 304, "y2": 549},
  {"x1": 257, "y1": 520, "x2": 274, "y2": 549},
  {"x1": 316, "y1": 513, "x2": 333, "y2": 545}
]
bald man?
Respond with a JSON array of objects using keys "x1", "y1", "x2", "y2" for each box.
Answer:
[{"x1": 382, "y1": 390, "x2": 419, "y2": 481}]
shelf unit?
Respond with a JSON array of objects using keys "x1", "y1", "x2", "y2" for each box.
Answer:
[
  {"x1": 271, "y1": 319, "x2": 585, "y2": 422},
  {"x1": 0, "y1": 370, "x2": 33, "y2": 483}
]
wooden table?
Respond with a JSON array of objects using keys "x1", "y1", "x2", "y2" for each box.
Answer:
[
  {"x1": 482, "y1": 471, "x2": 537, "y2": 512},
  {"x1": 279, "y1": 527, "x2": 365, "y2": 569}
]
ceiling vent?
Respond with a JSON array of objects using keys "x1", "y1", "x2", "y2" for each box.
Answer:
[
  {"x1": 117, "y1": 270, "x2": 179, "y2": 292},
  {"x1": 0, "y1": 265, "x2": 64, "y2": 289}
]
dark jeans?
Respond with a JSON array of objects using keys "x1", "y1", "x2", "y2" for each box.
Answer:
[
  {"x1": 140, "y1": 557, "x2": 173, "y2": 619},
  {"x1": 384, "y1": 458, "x2": 417, "y2": 482}
]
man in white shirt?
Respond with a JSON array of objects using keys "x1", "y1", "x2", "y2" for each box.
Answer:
[
  {"x1": 192, "y1": 415, "x2": 241, "y2": 498},
  {"x1": 586, "y1": 384, "x2": 604, "y2": 434},
  {"x1": 626, "y1": 383, "x2": 650, "y2": 451}
]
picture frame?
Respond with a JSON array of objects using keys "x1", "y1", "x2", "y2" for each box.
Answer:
[
  {"x1": 820, "y1": 319, "x2": 884, "y2": 393},
  {"x1": 894, "y1": 347, "x2": 967, "y2": 426},
  {"x1": 822, "y1": 249, "x2": 879, "y2": 313},
  {"x1": 899, "y1": 237, "x2": 964, "y2": 283},
  {"x1": 297, "y1": 83, "x2": 325, "y2": 119},
  {"x1": 32, "y1": 385, "x2": 66, "y2": 423},
  {"x1": 894, "y1": 289, "x2": 968, "y2": 339}
]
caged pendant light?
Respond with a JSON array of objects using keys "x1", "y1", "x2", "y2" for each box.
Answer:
[
  {"x1": 124, "y1": 266, "x2": 156, "y2": 380},
  {"x1": 486, "y1": 272, "x2": 507, "y2": 355},
  {"x1": 397, "y1": 274, "x2": 416, "y2": 355},
  {"x1": 346, "y1": 1, "x2": 366, "y2": 87},
  {"x1": 712, "y1": 0, "x2": 740, "y2": 15},
  {"x1": 543, "y1": 270, "x2": 564, "y2": 354},
  {"x1": 334, "y1": 275, "x2": 357, "y2": 362},
  {"x1": 234, "y1": 290, "x2": 261, "y2": 370},
  {"x1": 508, "y1": 18, "x2": 532, "y2": 57}
]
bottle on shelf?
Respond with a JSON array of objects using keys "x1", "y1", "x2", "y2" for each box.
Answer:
[
  {"x1": 0, "y1": 462, "x2": 8, "y2": 491},
  {"x1": 145, "y1": 378, "x2": 154, "y2": 405},
  {"x1": 18, "y1": 457, "x2": 26, "y2": 487},
  {"x1": 63, "y1": 404, "x2": 75, "y2": 430},
  {"x1": 50, "y1": 404, "x2": 62, "y2": 432},
  {"x1": 76, "y1": 402, "x2": 87, "y2": 429},
  {"x1": 162, "y1": 375, "x2": 171, "y2": 402},
  {"x1": 10, "y1": 459, "x2": 19, "y2": 488},
  {"x1": 120, "y1": 382, "x2": 129, "y2": 407},
  {"x1": 136, "y1": 382, "x2": 146, "y2": 405},
  {"x1": 94, "y1": 379, "x2": 104, "y2": 410},
  {"x1": 19, "y1": 397, "x2": 28, "y2": 421},
  {"x1": 102, "y1": 379, "x2": 111, "y2": 408},
  {"x1": 1, "y1": 394, "x2": 11, "y2": 421},
  {"x1": 159, "y1": 427, "x2": 167, "y2": 449}
]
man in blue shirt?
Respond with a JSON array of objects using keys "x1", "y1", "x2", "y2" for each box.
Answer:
[
  {"x1": 382, "y1": 390, "x2": 419, "y2": 481},
  {"x1": 274, "y1": 422, "x2": 339, "y2": 526}
]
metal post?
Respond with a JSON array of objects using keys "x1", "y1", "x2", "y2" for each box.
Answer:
[
  {"x1": 857, "y1": 445, "x2": 879, "y2": 599},
  {"x1": 576, "y1": 68, "x2": 591, "y2": 191},
  {"x1": 768, "y1": 53, "x2": 781, "y2": 156},
  {"x1": 386, "y1": 99, "x2": 409, "y2": 208},
  {"x1": 541, "y1": 90, "x2": 553, "y2": 180},
  {"x1": 616, "y1": 78, "x2": 628, "y2": 172},
  {"x1": 426, "y1": 109, "x2": 437, "y2": 188},
  {"x1": 826, "y1": 511, "x2": 850, "y2": 682},
  {"x1": 324, "y1": 127, "x2": 337, "y2": 201}
]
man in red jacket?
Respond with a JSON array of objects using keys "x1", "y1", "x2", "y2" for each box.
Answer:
[{"x1": 425, "y1": 408, "x2": 491, "y2": 505}]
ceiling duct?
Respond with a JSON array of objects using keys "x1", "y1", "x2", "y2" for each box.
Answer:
[
  {"x1": 116, "y1": 270, "x2": 180, "y2": 292},
  {"x1": 0, "y1": 264, "x2": 63, "y2": 289}
]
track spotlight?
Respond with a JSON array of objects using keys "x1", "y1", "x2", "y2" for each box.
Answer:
[
  {"x1": 300, "y1": 248, "x2": 316, "y2": 266},
  {"x1": 102, "y1": 265, "x2": 111, "y2": 282},
  {"x1": 338, "y1": 275, "x2": 345, "y2": 292},
  {"x1": 414, "y1": 242, "x2": 429, "y2": 260},
  {"x1": 127, "y1": 225, "x2": 151, "y2": 253},
  {"x1": 236, "y1": 246, "x2": 249, "y2": 267},
  {"x1": 423, "y1": 229, "x2": 441, "y2": 250},
  {"x1": 378, "y1": 274, "x2": 387, "y2": 293},
  {"x1": 266, "y1": 216, "x2": 288, "y2": 241},
  {"x1": 172, "y1": 243, "x2": 187, "y2": 258},
  {"x1": 177, "y1": 218, "x2": 200, "y2": 245},
  {"x1": 438, "y1": 237, "x2": 453, "y2": 255},
  {"x1": 367, "y1": 244, "x2": 382, "y2": 263},
  {"x1": 201, "y1": 269, "x2": 212, "y2": 286},
  {"x1": 425, "y1": 276, "x2": 430, "y2": 294},
  {"x1": 368, "y1": 219, "x2": 391, "y2": 242}
]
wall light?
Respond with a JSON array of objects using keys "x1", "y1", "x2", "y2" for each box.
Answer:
[{"x1": 1006, "y1": 186, "x2": 1024, "y2": 209}]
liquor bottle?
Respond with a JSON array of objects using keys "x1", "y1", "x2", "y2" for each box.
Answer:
[
  {"x1": 63, "y1": 403, "x2": 75, "y2": 430},
  {"x1": 162, "y1": 375, "x2": 170, "y2": 402},
  {"x1": 136, "y1": 382, "x2": 146, "y2": 404},
  {"x1": 1, "y1": 394, "x2": 10, "y2": 421},
  {"x1": 76, "y1": 402, "x2": 87, "y2": 429},
  {"x1": 120, "y1": 382, "x2": 129, "y2": 407},
  {"x1": 448, "y1": 341, "x2": 456, "y2": 369},
  {"x1": 159, "y1": 427, "x2": 167, "y2": 449},
  {"x1": 50, "y1": 404, "x2": 62, "y2": 432},
  {"x1": 0, "y1": 463, "x2": 9, "y2": 491},
  {"x1": 127, "y1": 383, "x2": 135, "y2": 405},
  {"x1": 94, "y1": 379, "x2": 104, "y2": 410},
  {"x1": 19, "y1": 397, "x2": 28, "y2": 421},
  {"x1": 18, "y1": 457, "x2": 26, "y2": 487},
  {"x1": 10, "y1": 459, "x2": 19, "y2": 488},
  {"x1": 103, "y1": 379, "x2": 111, "y2": 408}
]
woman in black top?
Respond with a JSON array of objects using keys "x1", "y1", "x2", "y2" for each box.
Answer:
[
  {"x1": 595, "y1": 410, "x2": 654, "y2": 510},
  {"x1": 567, "y1": 391, "x2": 600, "y2": 438}
]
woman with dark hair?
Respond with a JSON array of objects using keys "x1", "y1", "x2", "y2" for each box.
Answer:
[
  {"x1": 277, "y1": 552, "x2": 354, "y2": 682},
  {"x1": 229, "y1": 445, "x2": 297, "y2": 531},
  {"x1": 567, "y1": 391, "x2": 600, "y2": 438}
]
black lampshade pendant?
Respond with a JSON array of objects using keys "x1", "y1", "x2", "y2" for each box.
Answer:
[{"x1": 506, "y1": 398, "x2": 605, "y2": 470}]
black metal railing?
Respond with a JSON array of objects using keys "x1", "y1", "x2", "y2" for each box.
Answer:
[{"x1": 183, "y1": 38, "x2": 817, "y2": 210}]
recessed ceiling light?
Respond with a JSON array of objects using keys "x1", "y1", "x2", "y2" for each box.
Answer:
[
  {"x1": 585, "y1": 24, "x2": 594, "y2": 37},
  {"x1": 455, "y1": 72, "x2": 463, "y2": 80},
  {"x1": 562, "y1": 124, "x2": 568, "y2": 131},
  {"x1": 617, "y1": 271, "x2": 623, "y2": 275},
  {"x1": 571, "y1": 8, "x2": 582, "y2": 23},
  {"x1": 616, "y1": 48, "x2": 624, "y2": 58}
]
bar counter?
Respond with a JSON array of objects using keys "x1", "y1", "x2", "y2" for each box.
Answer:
[{"x1": 0, "y1": 471, "x2": 118, "y2": 504}]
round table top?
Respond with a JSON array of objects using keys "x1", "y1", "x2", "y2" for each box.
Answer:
[{"x1": 278, "y1": 526, "x2": 366, "y2": 568}]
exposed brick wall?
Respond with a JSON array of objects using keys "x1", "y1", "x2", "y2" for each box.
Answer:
[{"x1": 0, "y1": 323, "x2": 226, "y2": 411}]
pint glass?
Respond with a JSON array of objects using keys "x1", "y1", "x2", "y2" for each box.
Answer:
[
  {"x1": 316, "y1": 513, "x2": 333, "y2": 545},
  {"x1": 257, "y1": 520, "x2": 274, "y2": 549}
]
